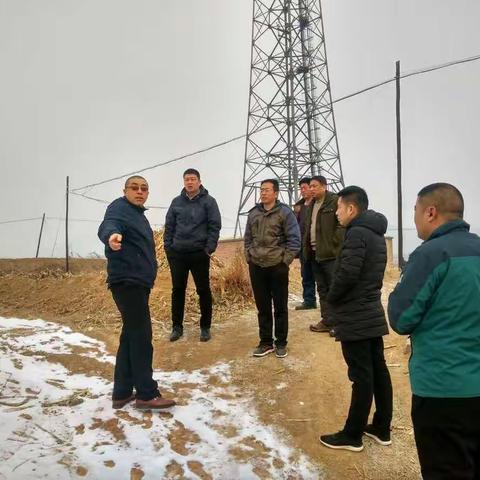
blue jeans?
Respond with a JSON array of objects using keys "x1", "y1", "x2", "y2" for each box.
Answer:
[{"x1": 300, "y1": 253, "x2": 316, "y2": 306}]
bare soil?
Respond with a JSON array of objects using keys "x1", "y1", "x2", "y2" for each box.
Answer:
[{"x1": 0, "y1": 248, "x2": 420, "y2": 480}]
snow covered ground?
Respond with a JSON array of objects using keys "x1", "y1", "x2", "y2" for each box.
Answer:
[{"x1": 0, "y1": 317, "x2": 323, "y2": 479}]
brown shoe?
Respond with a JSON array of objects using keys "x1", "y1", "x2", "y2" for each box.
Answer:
[
  {"x1": 309, "y1": 321, "x2": 331, "y2": 333},
  {"x1": 135, "y1": 396, "x2": 176, "y2": 410},
  {"x1": 112, "y1": 394, "x2": 135, "y2": 409}
]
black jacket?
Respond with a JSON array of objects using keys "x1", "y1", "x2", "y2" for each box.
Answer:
[
  {"x1": 327, "y1": 210, "x2": 389, "y2": 341},
  {"x1": 164, "y1": 185, "x2": 221, "y2": 254},
  {"x1": 98, "y1": 197, "x2": 158, "y2": 288},
  {"x1": 293, "y1": 198, "x2": 310, "y2": 239}
]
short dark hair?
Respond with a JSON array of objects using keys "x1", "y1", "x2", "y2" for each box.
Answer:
[
  {"x1": 417, "y1": 183, "x2": 464, "y2": 219},
  {"x1": 310, "y1": 175, "x2": 327, "y2": 185},
  {"x1": 124, "y1": 175, "x2": 147, "y2": 188},
  {"x1": 337, "y1": 185, "x2": 369, "y2": 212},
  {"x1": 261, "y1": 178, "x2": 279, "y2": 192},
  {"x1": 299, "y1": 177, "x2": 311, "y2": 186},
  {"x1": 183, "y1": 168, "x2": 200, "y2": 179}
]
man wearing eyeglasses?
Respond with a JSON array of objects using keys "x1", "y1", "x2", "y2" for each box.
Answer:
[
  {"x1": 244, "y1": 179, "x2": 301, "y2": 359},
  {"x1": 164, "y1": 168, "x2": 222, "y2": 343},
  {"x1": 98, "y1": 176, "x2": 176, "y2": 411}
]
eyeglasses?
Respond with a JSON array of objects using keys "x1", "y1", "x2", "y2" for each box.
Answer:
[{"x1": 127, "y1": 185, "x2": 149, "y2": 192}]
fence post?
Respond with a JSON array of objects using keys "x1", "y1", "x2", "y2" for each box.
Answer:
[
  {"x1": 65, "y1": 176, "x2": 70, "y2": 273},
  {"x1": 35, "y1": 213, "x2": 46, "y2": 258},
  {"x1": 396, "y1": 60, "x2": 405, "y2": 269}
]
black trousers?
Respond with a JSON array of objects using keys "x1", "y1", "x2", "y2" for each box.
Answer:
[
  {"x1": 311, "y1": 258, "x2": 335, "y2": 326},
  {"x1": 110, "y1": 283, "x2": 160, "y2": 401},
  {"x1": 412, "y1": 395, "x2": 480, "y2": 480},
  {"x1": 341, "y1": 337, "x2": 393, "y2": 440},
  {"x1": 249, "y1": 262, "x2": 289, "y2": 347},
  {"x1": 167, "y1": 250, "x2": 212, "y2": 329}
]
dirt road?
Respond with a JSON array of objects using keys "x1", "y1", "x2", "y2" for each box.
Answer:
[{"x1": 0, "y1": 257, "x2": 420, "y2": 479}]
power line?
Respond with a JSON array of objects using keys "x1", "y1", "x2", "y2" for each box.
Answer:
[
  {"x1": 66, "y1": 52, "x2": 480, "y2": 195},
  {"x1": 71, "y1": 191, "x2": 168, "y2": 209},
  {"x1": 51, "y1": 217, "x2": 62, "y2": 257},
  {"x1": 331, "y1": 52, "x2": 480, "y2": 106},
  {"x1": 71, "y1": 191, "x2": 110, "y2": 205},
  {"x1": 402, "y1": 53, "x2": 480, "y2": 79},
  {"x1": 47, "y1": 216, "x2": 100, "y2": 223},
  {"x1": 0, "y1": 217, "x2": 42, "y2": 225},
  {"x1": 71, "y1": 132, "x2": 249, "y2": 192}
]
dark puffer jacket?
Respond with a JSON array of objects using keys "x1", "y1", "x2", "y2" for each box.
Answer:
[
  {"x1": 327, "y1": 210, "x2": 389, "y2": 341},
  {"x1": 98, "y1": 197, "x2": 158, "y2": 288},
  {"x1": 164, "y1": 186, "x2": 221, "y2": 254},
  {"x1": 244, "y1": 201, "x2": 301, "y2": 268}
]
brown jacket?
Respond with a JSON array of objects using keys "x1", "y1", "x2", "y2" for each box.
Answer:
[{"x1": 302, "y1": 191, "x2": 344, "y2": 261}]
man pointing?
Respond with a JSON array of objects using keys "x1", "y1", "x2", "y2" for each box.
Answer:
[{"x1": 98, "y1": 175, "x2": 176, "y2": 411}]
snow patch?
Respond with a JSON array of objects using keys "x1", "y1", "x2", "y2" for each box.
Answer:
[{"x1": 0, "y1": 316, "x2": 323, "y2": 479}]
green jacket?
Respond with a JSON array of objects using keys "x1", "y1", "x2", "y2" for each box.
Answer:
[
  {"x1": 302, "y1": 191, "x2": 344, "y2": 261},
  {"x1": 388, "y1": 220, "x2": 480, "y2": 398}
]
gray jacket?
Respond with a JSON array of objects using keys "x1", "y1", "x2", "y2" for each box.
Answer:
[{"x1": 244, "y1": 201, "x2": 301, "y2": 268}]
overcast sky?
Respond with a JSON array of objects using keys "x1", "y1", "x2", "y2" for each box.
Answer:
[{"x1": 1, "y1": 0, "x2": 479, "y2": 258}]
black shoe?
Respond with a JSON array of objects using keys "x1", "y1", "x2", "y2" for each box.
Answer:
[
  {"x1": 200, "y1": 328, "x2": 211, "y2": 342},
  {"x1": 320, "y1": 431, "x2": 364, "y2": 452},
  {"x1": 363, "y1": 425, "x2": 391, "y2": 446},
  {"x1": 295, "y1": 303, "x2": 317, "y2": 310},
  {"x1": 253, "y1": 344, "x2": 275, "y2": 357},
  {"x1": 275, "y1": 346, "x2": 288, "y2": 358},
  {"x1": 329, "y1": 328, "x2": 336, "y2": 337},
  {"x1": 169, "y1": 327, "x2": 183, "y2": 342}
]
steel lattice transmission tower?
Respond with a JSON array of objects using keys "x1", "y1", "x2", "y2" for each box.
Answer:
[{"x1": 235, "y1": 0, "x2": 344, "y2": 236}]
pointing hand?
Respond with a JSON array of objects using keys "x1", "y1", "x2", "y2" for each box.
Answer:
[{"x1": 109, "y1": 233, "x2": 122, "y2": 251}]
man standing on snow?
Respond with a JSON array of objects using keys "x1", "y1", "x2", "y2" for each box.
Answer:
[
  {"x1": 164, "y1": 168, "x2": 221, "y2": 343},
  {"x1": 98, "y1": 175, "x2": 176, "y2": 410}
]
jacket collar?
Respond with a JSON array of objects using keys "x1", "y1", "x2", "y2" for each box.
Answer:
[
  {"x1": 311, "y1": 190, "x2": 335, "y2": 209},
  {"x1": 121, "y1": 196, "x2": 147, "y2": 212},
  {"x1": 181, "y1": 185, "x2": 208, "y2": 201},
  {"x1": 427, "y1": 219, "x2": 470, "y2": 241},
  {"x1": 257, "y1": 200, "x2": 281, "y2": 214}
]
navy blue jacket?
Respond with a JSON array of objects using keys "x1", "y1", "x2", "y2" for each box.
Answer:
[
  {"x1": 164, "y1": 186, "x2": 221, "y2": 254},
  {"x1": 98, "y1": 197, "x2": 158, "y2": 288}
]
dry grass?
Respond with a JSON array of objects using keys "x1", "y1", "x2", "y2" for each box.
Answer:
[
  {"x1": 210, "y1": 249, "x2": 253, "y2": 306},
  {"x1": 152, "y1": 229, "x2": 254, "y2": 324},
  {"x1": 153, "y1": 229, "x2": 168, "y2": 271},
  {"x1": 173, "y1": 247, "x2": 254, "y2": 326},
  {"x1": 0, "y1": 235, "x2": 254, "y2": 332}
]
